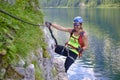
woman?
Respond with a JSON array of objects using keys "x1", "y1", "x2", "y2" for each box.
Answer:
[{"x1": 45, "y1": 16, "x2": 88, "y2": 72}]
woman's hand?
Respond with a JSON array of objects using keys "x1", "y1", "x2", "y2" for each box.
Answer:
[{"x1": 45, "y1": 21, "x2": 52, "y2": 27}]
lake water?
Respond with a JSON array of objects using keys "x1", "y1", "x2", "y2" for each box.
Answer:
[{"x1": 42, "y1": 8, "x2": 120, "y2": 80}]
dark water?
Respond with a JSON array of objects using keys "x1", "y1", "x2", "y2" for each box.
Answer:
[{"x1": 42, "y1": 8, "x2": 120, "y2": 80}]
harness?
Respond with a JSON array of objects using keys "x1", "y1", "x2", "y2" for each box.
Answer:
[
  {"x1": 61, "y1": 46, "x2": 76, "y2": 61},
  {"x1": 65, "y1": 29, "x2": 85, "y2": 58}
]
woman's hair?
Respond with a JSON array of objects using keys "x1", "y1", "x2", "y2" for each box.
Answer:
[
  {"x1": 80, "y1": 23, "x2": 82, "y2": 25},
  {"x1": 80, "y1": 23, "x2": 83, "y2": 29}
]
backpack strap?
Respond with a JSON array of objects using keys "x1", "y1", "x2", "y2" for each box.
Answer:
[
  {"x1": 78, "y1": 31, "x2": 85, "y2": 48},
  {"x1": 70, "y1": 29, "x2": 76, "y2": 37},
  {"x1": 70, "y1": 29, "x2": 84, "y2": 37},
  {"x1": 65, "y1": 29, "x2": 76, "y2": 45},
  {"x1": 80, "y1": 31, "x2": 85, "y2": 37}
]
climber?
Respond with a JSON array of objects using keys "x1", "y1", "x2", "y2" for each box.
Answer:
[{"x1": 45, "y1": 16, "x2": 88, "y2": 72}]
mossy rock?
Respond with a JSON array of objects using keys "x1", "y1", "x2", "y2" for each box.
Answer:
[
  {"x1": 4, "y1": 65, "x2": 24, "y2": 80},
  {"x1": 0, "y1": 49, "x2": 6, "y2": 56}
]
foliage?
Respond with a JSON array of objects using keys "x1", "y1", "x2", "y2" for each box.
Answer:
[
  {"x1": 40, "y1": 0, "x2": 120, "y2": 7},
  {"x1": 0, "y1": 1, "x2": 51, "y2": 79},
  {"x1": 85, "y1": 0, "x2": 120, "y2": 7},
  {"x1": 32, "y1": 60, "x2": 44, "y2": 80},
  {"x1": 0, "y1": 0, "x2": 46, "y2": 65}
]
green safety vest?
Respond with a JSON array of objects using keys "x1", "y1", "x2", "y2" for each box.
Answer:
[{"x1": 67, "y1": 34, "x2": 80, "y2": 54}]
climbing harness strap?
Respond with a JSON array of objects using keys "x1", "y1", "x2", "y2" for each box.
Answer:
[
  {"x1": 66, "y1": 48, "x2": 75, "y2": 61},
  {"x1": 61, "y1": 46, "x2": 75, "y2": 62}
]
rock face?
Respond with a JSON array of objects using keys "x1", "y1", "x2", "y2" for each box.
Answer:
[
  {"x1": 44, "y1": 27, "x2": 68, "y2": 80},
  {"x1": 0, "y1": 27, "x2": 68, "y2": 80},
  {"x1": 53, "y1": 57, "x2": 68, "y2": 80}
]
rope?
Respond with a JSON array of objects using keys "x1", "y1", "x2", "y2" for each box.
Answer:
[
  {"x1": 48, "y1": 26, "x2": 58, "y2": 46},
  {"x1": 0, "y1": 9, "x2": 43, "y2": 26},
  {"x1": 0, "y1": 9, "x2": 58, "y2": 47}
]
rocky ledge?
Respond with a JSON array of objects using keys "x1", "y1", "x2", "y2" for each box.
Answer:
[{"x1": 0, "y1": 27, "x2": 68, "y2": 80}]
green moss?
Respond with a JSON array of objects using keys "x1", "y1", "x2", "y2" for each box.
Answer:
[
  {"x1": 52, "y1": 67, "x2": 57, "y2": 77},
  {"x1": 42, "y1": 48, "x2": 50, "y2": 58},
  {"x1": 0, "y1": 0, "x2": 47, "y2": 65},
  {"x1": 34, "y1": 62, "x2": 45, "y2": 80}
]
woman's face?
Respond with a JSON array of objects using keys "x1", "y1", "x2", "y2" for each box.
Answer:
[{"x1": 73, "y1": 23, "x2": 82, "y2": 31}]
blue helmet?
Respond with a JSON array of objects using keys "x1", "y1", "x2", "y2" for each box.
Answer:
[{"x1": 73, "y1": 16, "x2": 83, "y2": 23}]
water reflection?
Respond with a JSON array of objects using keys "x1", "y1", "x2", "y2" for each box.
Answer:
[{"x1": 42, "y1": 8, "x2": 120, "y2": 80}]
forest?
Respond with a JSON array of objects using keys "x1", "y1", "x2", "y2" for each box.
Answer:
[{"x1": 40, "y1": 0, "x2": 120, "y2": 7}]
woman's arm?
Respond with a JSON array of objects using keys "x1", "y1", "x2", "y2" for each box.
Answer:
[
  {"x1": 82, "y1": 33, "x2": 88, "y2": 50},
  {"x1": 51, "y1": 23, "x2": 72, "y2": 33}
]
